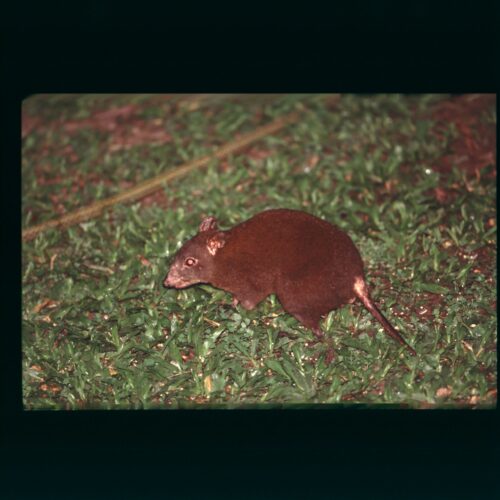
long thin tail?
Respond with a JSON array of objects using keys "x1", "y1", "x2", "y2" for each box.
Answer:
[{"x1": 353, "y1": 277, "x2": 416, "y2": 356}]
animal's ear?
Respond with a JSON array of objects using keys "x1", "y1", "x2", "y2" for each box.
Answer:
[
  {"x1": 207, "y1": 232, "x2": 226, "y2": 256},
  {"x1": 199, "y1": 216, "x2": 218, "y2": 232}
]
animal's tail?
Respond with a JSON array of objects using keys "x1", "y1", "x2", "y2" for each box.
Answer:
[{"x1": 353, "y1": 276, "x2": 416, "y2": 356}]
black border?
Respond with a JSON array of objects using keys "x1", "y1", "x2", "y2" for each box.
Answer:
[{"x1": 2, "y1": 5, "x2": 498, "y2": 497}]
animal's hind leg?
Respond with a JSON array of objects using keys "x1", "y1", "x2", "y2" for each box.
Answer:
[
  {"x1": 289, "y1": 309, "x2": 338, "y2": 363},
  {"x1": 277, "y1": 292, "x2": 325, "y2": 337},
  {"x1": 285, "y1": 308, "x2": 324, "y2": 338},
  {"x1": 278, "y1": 294, "x2": 336, "y2": 363}
]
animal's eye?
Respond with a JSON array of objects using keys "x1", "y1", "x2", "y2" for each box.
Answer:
[{"x1": 185, "y1": 257, "x2": 197, "y2": 267}]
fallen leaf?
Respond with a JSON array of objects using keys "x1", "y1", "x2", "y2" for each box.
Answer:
[
  {"x1": 384, "y1": 179, "x2": 398, "y2": 193},
  {"x1": 306, "y1": 154, "x2": 320, "y2": 169},
  {"x1": 50, "y1": 253, "x2": 58, "y2": 271},
  {"x1": 434, "y1": 187, "x2": 456, "y2": 204},
  {"x1": 32, "y1": 299, "x2": 59, "y2": 314},
  {"x1": 48, "y1": 384, "x2": 62, "y2": 394},
  {"x1": 462, "y1": 340, "x2": 474, "y2": 353},
  {"x1": 436, "y1": 386, "x2": 452, "y2": 398},
  {"x1": 204, "y1": 375, "x2": 213, "y2": 393},
  {"x1": 32, "y1": 298, "x2": 52, "y2": 314},
  {"x1": 486, "y1": 388, "x2": 497, "y2": 399},
  {"x1": 203, "y1": 317, "x2": 220, "y2": 327},
  {"x1": 181, "y1": 350, "x2": 195, "y2": 362},
  {"x1": 139, "y1": 255, "x2": 152, "y2": 267}
]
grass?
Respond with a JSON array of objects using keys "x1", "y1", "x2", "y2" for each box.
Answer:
[{"x1": 21, "y1": 93, "x2": 496, "y2": 409}]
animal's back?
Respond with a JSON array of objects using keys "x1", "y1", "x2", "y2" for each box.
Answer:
[{"x1": 226, "y1": 209, "x2": 363, "y2": 279}]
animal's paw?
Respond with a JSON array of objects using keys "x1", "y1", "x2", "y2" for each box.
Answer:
[
  {"x1": 312, "y1": 327, "x2": 324, "y2": 339},
  {"x1": 240, "y1": 298, "x2": 258, "y2": 310}
]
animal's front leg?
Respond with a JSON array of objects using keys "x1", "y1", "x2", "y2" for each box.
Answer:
[
  {"x1": 232, "y1": 295, "x2": 258, "y2": 310},
  {"x1": 231, "y1": 290, "x2": 266, "y2": 310}
]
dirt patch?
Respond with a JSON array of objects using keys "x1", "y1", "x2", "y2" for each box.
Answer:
[
  {"x1": 63, "y1": 105, "x2": 173, "y2": 152},
  {"x1": 427, "y1": 94, "x2": 496, "y2": 178}
]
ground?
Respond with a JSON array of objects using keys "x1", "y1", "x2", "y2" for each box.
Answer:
[{"x1": 21, "y1": 93, "x2": 496, "y2": 408}]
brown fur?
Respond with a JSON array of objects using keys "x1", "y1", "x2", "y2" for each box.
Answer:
[{"x1": 164, "y1": 209, "x2": 416, "y2": 355}]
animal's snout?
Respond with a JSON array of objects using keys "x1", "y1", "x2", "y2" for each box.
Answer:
[{"x1": 163, "y1": 268, "x2": 186, "y2": 288}]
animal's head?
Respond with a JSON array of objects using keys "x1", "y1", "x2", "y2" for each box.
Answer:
[{"x1": 163, "y1": 216, "x2": 227, "y2": 289}]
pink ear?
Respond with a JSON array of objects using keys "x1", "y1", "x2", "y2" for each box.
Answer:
[
  {"x1": 207, "y1": 232, "x2": 226, "y2": 256},
  {"x1": 199, "y1": 216, "x2": 218, "y2": 232}
]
